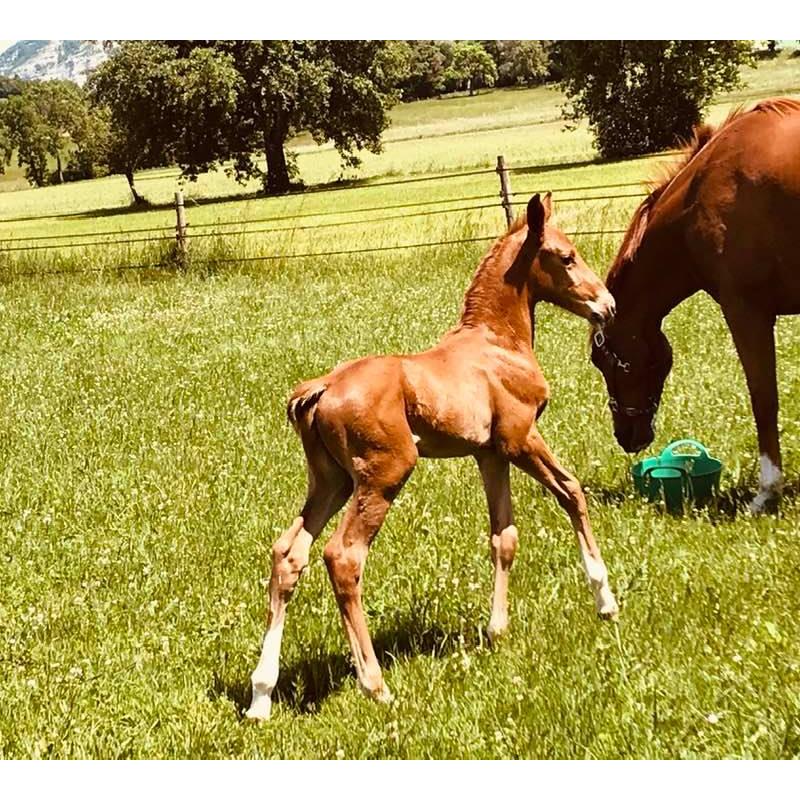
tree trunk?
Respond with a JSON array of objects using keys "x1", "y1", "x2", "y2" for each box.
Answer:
[
  {"x1": 468, "y1": 77, "x2": 474, "y2": 97},
  {"x1": 264, "y1": 113, "x2": 291, "y2": 195},
  {"x1": 125, "y1": 169, "x2": 146, "y2": 205},
  {"x1": 55, "y1": 152, "x2": 63, "y2": 184}
]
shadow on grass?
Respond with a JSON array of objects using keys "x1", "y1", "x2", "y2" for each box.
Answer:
[
  {"x1": 210, "y1": 617, "x2": 469, "y2": 718},
  {"x1": 583, "y1": 482, "x2": 631, "y2": 507},
  {"x1": 583, "y1": 473, "x2": 800, "y2": 521}
]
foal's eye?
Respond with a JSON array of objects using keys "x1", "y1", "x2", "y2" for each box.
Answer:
[{"x1": 561, "y1": 254, "x2": 574, "y2": 266}]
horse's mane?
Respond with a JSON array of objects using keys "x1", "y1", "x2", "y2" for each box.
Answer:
[{"x1": 606, "y1": 97, "x2": 800, "y2": 289}]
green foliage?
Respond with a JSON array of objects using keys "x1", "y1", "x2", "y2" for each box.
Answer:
[
  {"x1": 0, "y1": 80, "x2": 99, "y2": 187},
  {"x1": 168, "y1": 40, "x2": 397, "y2": 193},
  {"x1": 392, "y1": 41, "x2": 451, "y2": 99},
  {"x1": 557, "y1": 41, "x2": 754, "y2": 158},
  {"x1": 87, "y1": 42, "x2": 240, "y2": 203},
  {"x1": 0, "y1": 75, "x2": 25, "y2": 99},
  {"x1": 444, "y1": 41, "x2": 498, "y2": 96},
  {"x1": 485, "y1": 41, "x2": 552, "y2": 87}
]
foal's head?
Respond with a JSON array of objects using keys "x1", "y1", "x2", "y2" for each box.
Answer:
[{"x1": 521, "y1": 193, "x2": 616, "y2": 325}]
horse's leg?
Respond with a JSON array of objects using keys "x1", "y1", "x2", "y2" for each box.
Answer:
[
  {"x1": 508, "y1": 430, "x2": 618, "y2": 619},
  {"x1": 722, "y1": 302, "x2": 782, "y2": 513},
  {"x1": 246, "y1": 451, "x2": 352, "y2": 721},
  {"x1": 324, "y1": 448, "x2": 416, "y2": 703},
  {"x1": 476, "y1": 453, "x2": 517, "y2": 643}
]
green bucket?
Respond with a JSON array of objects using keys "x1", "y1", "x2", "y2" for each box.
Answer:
[{"x1": 632, "y1": 439, "x2": 722, "y2": 513}]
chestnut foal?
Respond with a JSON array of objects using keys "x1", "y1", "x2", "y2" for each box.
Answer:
[{"x1": 247, "y1": 194, "x2": 618, "y2": 720}]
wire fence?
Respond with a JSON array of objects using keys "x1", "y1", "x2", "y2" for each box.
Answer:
[{"x1": 0, "y1": 155, "x2": 647, "y2": 276}]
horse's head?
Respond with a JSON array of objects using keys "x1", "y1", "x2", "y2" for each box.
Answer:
[
  {"x1": 524, "y1": 193, "x2": 616, "y2": 325},
  {"x1": 590, "y1": 322, "x2": 673, "y2": 452}
]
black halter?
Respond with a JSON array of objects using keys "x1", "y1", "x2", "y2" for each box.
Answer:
[{"x1": 593, "y1": 330, "x2": 659, "y2": 418}]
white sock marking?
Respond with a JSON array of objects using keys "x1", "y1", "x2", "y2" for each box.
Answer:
[
  {"x1": 246, "y1": 619, "x2": 285, "y2": 720},
  {"x1": 751, "y1": 454, "x2": 783, "y2": 513}
]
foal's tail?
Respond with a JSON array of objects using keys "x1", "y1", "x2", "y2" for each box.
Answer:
[{"x1": 287, "y1": 378, "x2": 328, "y2": 431}]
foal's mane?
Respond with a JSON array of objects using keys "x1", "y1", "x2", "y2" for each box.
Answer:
[
  {"x1": 606, "y1": 97, "x2": 800, "y2": 289},
  {"x1": 459, "y1": 210, "x2": 528, "y2": 325}
]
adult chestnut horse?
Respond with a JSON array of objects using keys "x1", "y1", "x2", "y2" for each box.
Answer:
[
  {"x1": 247, "y1": 194, "x2": 618, "y2": 720},
  {"x1": 592, "y1": 98, "x2": 800, "y2": 512}
]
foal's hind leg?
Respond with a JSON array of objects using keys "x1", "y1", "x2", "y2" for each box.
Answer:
[
  {"x1": 246, "y1": 453, "x2": 352, "y2": 721},
  {"x1": 324, "y1": 448, "x2": 416, "y2": 703},
  {"x1": 508, "y1": 430, "x2": 618, "y2": 619},
  {"x1": 476, "y1": 453, "x2": 518, "y2": 643}
]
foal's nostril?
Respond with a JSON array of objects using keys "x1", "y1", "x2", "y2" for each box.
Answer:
[{"x1": 590, "y1": 310, "x2": 605, "y2": 325}]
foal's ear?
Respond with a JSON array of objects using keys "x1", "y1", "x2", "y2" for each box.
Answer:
[{"x1": 526, "y1": 193, "x2": 551, "y2": 244}]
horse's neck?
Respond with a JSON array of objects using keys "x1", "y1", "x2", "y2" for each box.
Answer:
[
  {"x1": 612, "y1": 236, "x2": 699, "y2": 333},
  {"x1": 457, "y1": 235, "x2": 533, "y2": 346}
]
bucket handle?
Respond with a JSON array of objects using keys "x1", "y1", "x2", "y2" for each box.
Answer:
[
  {"x1": 642, "y1": 463, "x2": 693, "y2": 498},
  {"x1": 660, "y1": 439, "x2": 710, "y2": 461}
]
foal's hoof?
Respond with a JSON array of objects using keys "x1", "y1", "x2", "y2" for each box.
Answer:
[
  {"x1": 245, "y1": 692, "x2": 272, "y2": 722},
  {"x1": 487, "y1": 625, "x2": 509, "y2": 647},
  {"x1": 365, "y1": 684, "x2": 394, "y2": 705},
  {"x1": 597, "y1": 599, "x2": 620, "y2": 622}
]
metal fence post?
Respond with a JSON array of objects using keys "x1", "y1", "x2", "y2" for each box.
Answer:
[{"x1": 496, "y1": 155, "x2": 513, "y2": 227}]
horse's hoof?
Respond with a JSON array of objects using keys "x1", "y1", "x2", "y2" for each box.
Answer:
[{"x1": 749, "y1": 490, "x2": 780, "y2": 515}]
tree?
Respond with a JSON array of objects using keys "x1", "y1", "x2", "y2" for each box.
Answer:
[
  {"x1": 91, "y1": 41, "x2": 397, "y2": 196},
  {"x1": 489, "y1": 41, "x2": 551, "y2": 87},
  {"x1": 0, "y1": 76, "x2": 25, "y2": 99},
  {"x1": 168, "y1": 40, "x2": 398, "y2": 193},
  {"x1": 0, "y1": 115, "x2": 10, "y2": 176},
  {"x1": 1, "y1": 80, "x2": 96, "y2": 186},
  {"x1": 557, "y1": 41, "x2": 753, "y2": 159},
  {"x1": 396, "y1": 41, "x2": 451, "y2": 100},
  {"x1": 88, "y1": 42, "x2": 240, "y2": 204},
  {"x1": 445, "y1": 42, "x2": 498, "y2": 96}
]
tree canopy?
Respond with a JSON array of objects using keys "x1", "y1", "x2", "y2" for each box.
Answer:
[
  {"x1": 443, "y1": 42, "x2": 498, "y2": 96},
  {"x1": 557, "y1": 40, "x2": 753, "y2": 158},
  {"x1": 87, "y1": 42, "x2": 239, "y2": 203},
  {"x1": 0, "y1": 79, "x2": 101, "y2": 186}
]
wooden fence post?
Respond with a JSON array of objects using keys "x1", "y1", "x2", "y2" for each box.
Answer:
[
  {"x1": 496, "y1": 155, "x2": 513, "y2": 227},
  {"x1": 174, "y1": 189, "x2": 188, "y2": 264}
]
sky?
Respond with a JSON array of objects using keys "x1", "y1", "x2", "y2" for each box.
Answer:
[{"x1": 0, "y1": 40, "x2": 13, "y2": 54}]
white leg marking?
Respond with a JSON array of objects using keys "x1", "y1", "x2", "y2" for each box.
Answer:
[
  {"x1": 246, "y1": 619, "x2": 285, "y2": 720},
  {"x1": 750, "y1": 454, "x2": 783, "y2": 514},
  {"x1": 487, "y1": 525, "x2": 518, "y2": 643},
  {"x1": 581, "y1": 552, "x2": 618, "y2": 619}
]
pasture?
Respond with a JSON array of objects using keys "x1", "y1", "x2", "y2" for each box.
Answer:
[{"x1": 1, "y1": 58, "x2": 800, "y2": 759}]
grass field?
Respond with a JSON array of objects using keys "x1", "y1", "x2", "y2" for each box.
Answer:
[{"x1": 1, "y1": 54, "x2": 800, "y2": 759}]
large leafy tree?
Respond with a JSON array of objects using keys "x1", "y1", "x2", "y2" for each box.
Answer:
[
  {"x1": 445, "y1": 41, "x2": 498, "y2": 96},
  {"x1": 487, "y1": 41, "x2": 551, "y2": 87},
  {"x1": 557, "y1": 41, "x2": 753, "y2": 158},
  {"x1": 168, "y1": 40, "x2": 398, "y2": 193},
  {"x1": 394, "y1": 41, "x2": 451, "y2": 100},
  {"x1": 1, "y1": 80, "x2": 96, "y2": 186},
  {"x1": 87, "y1": 42, "x2": 240, "y2": 204}
]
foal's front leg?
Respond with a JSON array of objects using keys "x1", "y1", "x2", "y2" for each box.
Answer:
[
  {"x1": 509, "y1": 430, "x2": 618, "y2": 619},
  {"x1": 476, "y1": 453, "x2": 518, "y2": 643}
]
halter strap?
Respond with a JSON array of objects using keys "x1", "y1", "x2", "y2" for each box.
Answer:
[{"x1": 593, "y1": 330, "x2": 658, "y2": 418}]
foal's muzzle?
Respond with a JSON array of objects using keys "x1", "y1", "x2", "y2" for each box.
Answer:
[{"x1": 587, "y1": 293, "x2": 616, "y2": 326}]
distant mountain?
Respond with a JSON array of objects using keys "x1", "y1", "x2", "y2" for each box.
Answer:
[{"x1": 0, "y1": 40, "x2": 108, "y2": 85}]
